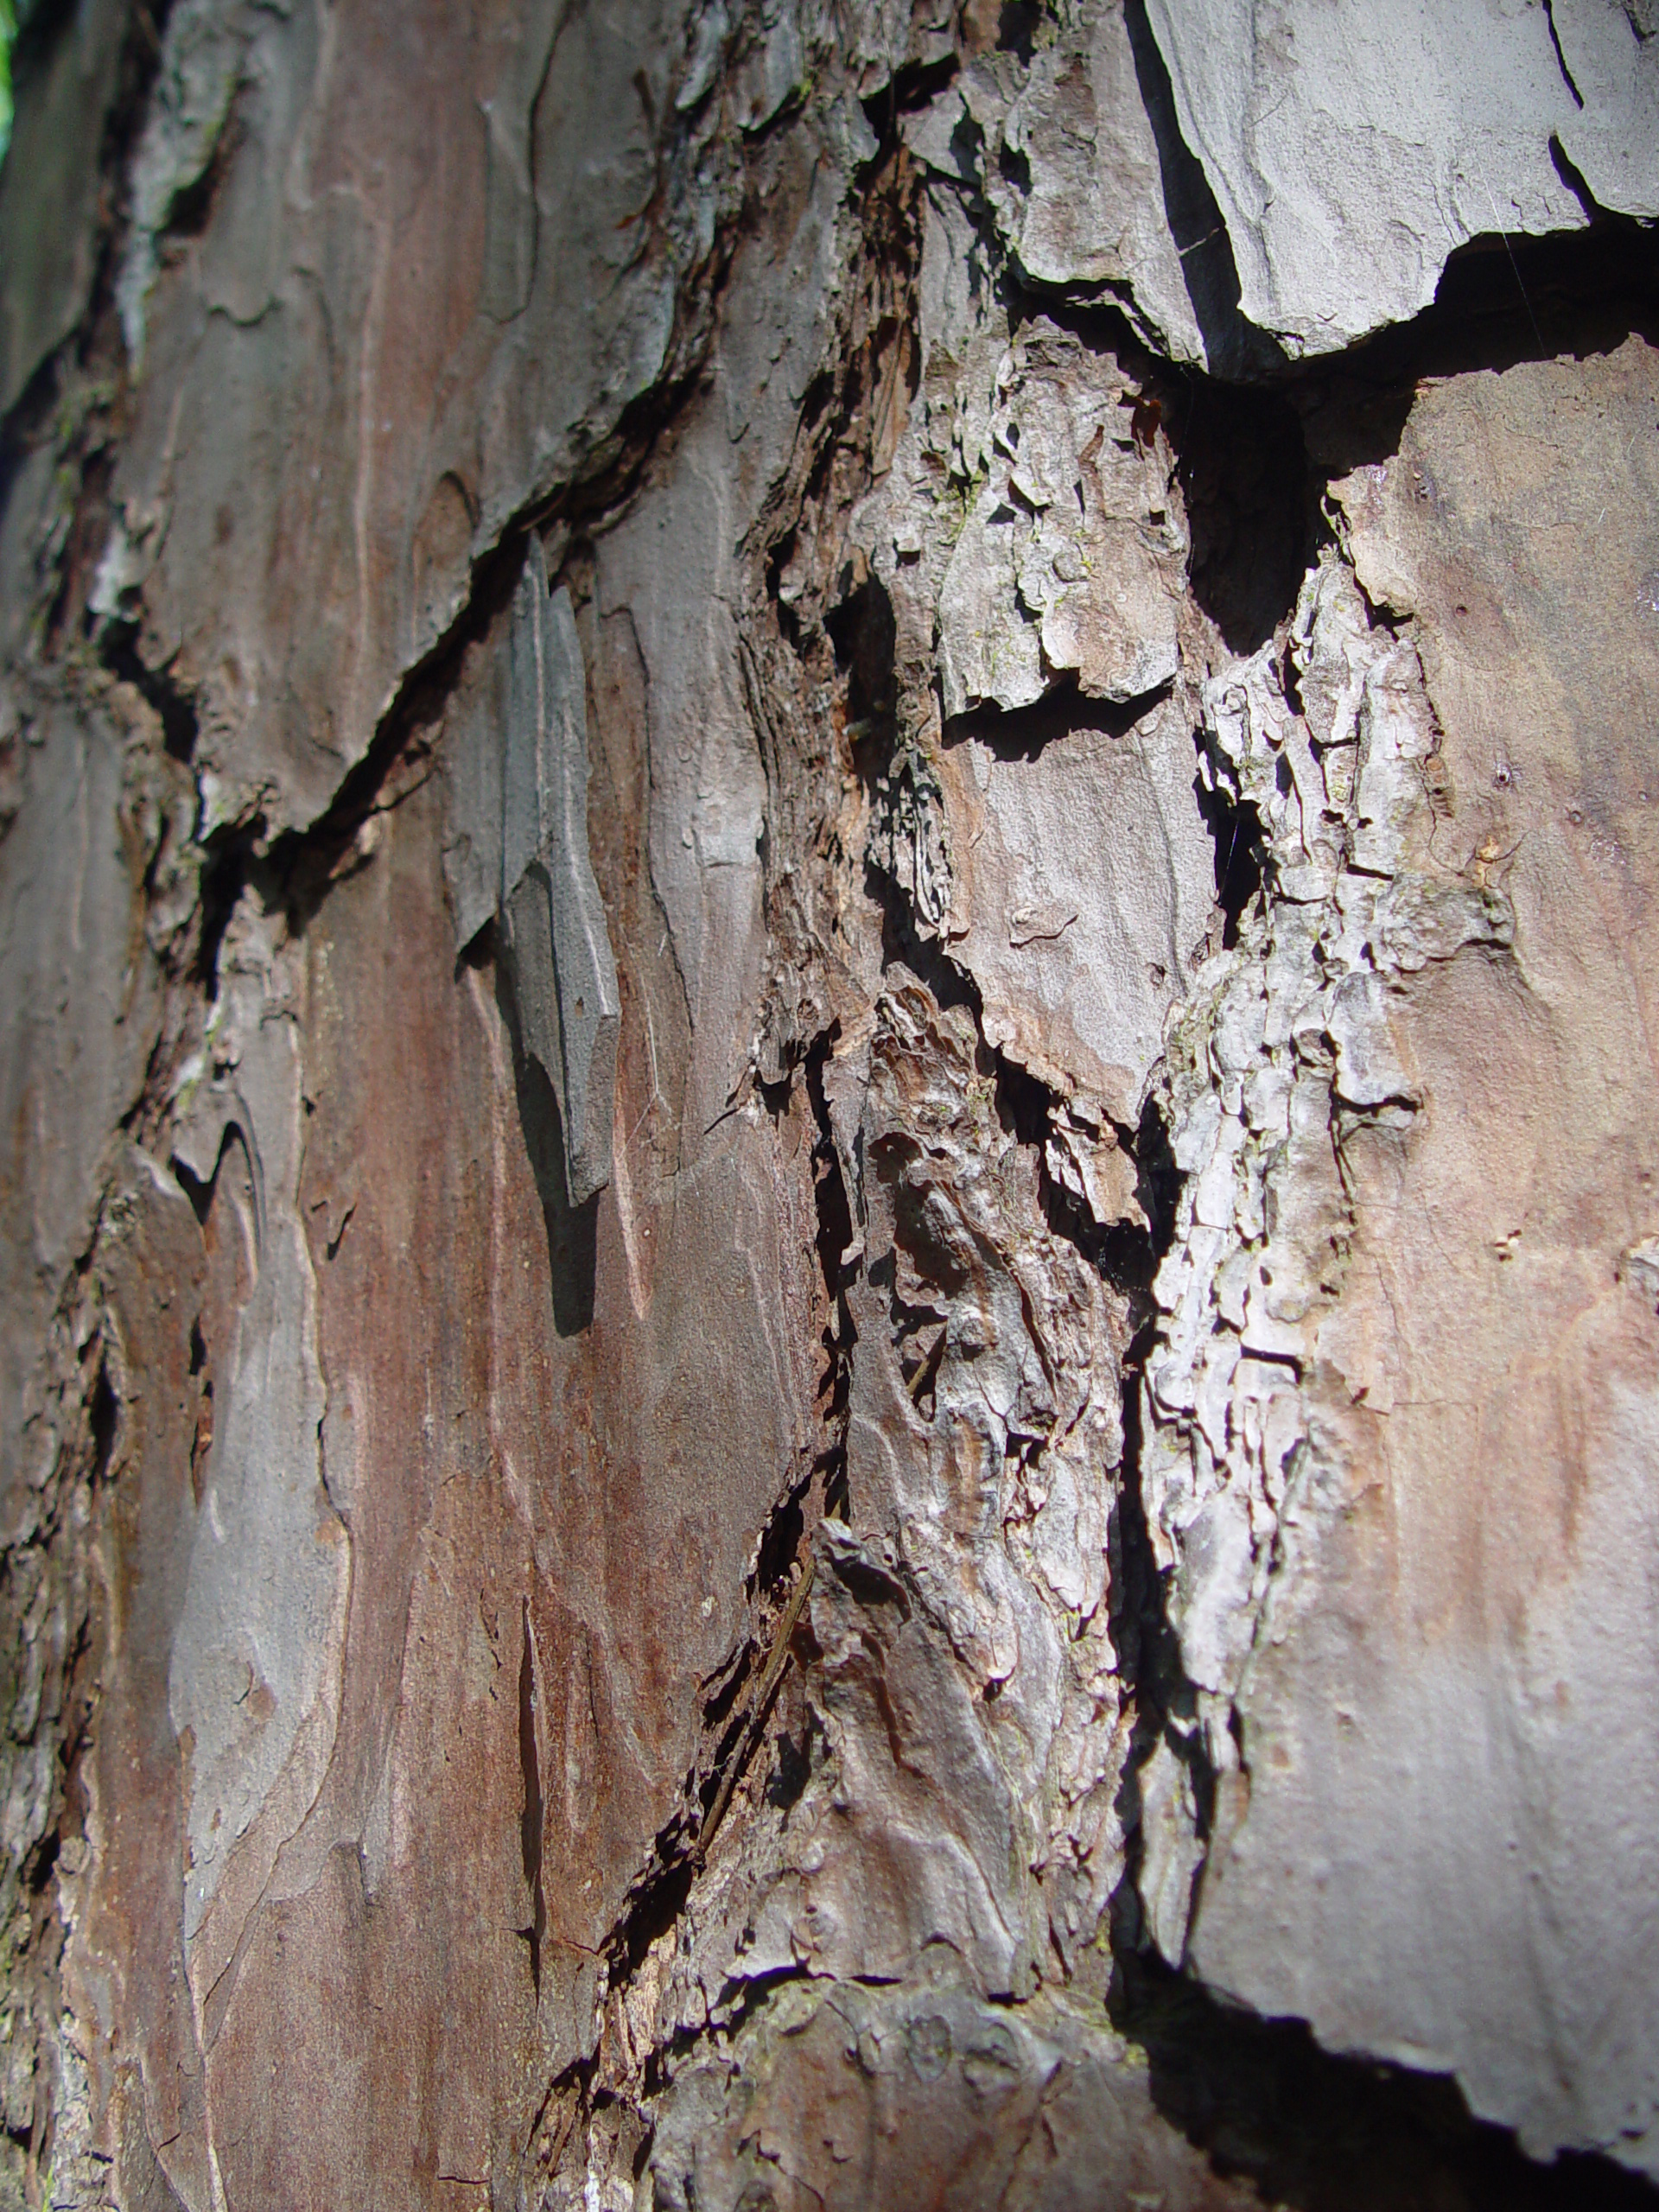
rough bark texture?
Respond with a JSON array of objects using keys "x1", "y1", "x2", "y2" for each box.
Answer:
[{"x1": 2, "y1": 1, "x2": 1659, "y2": 2206}]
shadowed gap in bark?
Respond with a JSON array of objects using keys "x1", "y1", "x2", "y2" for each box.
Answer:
[
  {"x1": 494, "y1": 945, "x2": 599, "y2": 1339},
  {"x1": 518, "y1": 1600, "x2": 547, "y2": 1996}
]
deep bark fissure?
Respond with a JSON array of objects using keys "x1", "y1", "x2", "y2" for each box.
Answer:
[
  {"x1": 1542, "y1": 0, "x2": 1588, "y2": 109},
  {"x1": 587, "y1": 1032, "x2": 860, "y2": 2022},
  {"x1": 518, "y1": 1601, "x2": 548, "y2": 1998},
  {"x1": 22, "y1": 0, "x2": 197, "y2": 649},
  {"x1": 591, "y1": 1065, "x2": 856, "y2": 2018}
]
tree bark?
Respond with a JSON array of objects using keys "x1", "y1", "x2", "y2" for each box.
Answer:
[{"x1": 2, "y1": 0, "x2": 1658, "y2": 2204}]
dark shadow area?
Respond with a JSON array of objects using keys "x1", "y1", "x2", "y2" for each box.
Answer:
[
  {"x1": 699, "y1": 1643, "x2": 755, "y2": 1738},
  {"x1": 88, "y1": 1357, "x2": 119, "y2": 1486},
  {"x1": 493, "y1": 947, "x2": 599, "y2": 1338},
  {"x1": 193, "y1": 827, "x2": 264, "y2": 1000},
  {"x1": 162, "y1": 101, "x2": 241, "y2": 242},
  {"x1": 1294, "y1": 205, "x2": 1659, "y2": 481},
  {"x1": 998, "y1": 277, "x2": 1314, "y2": 657},
  {"x1": 943, "y1": 674, "x2": 1171, "y2": 761},
  {"x1": 825, "y1": 571, "x2": 898, "y2": 753},
  {"x1": 831, "y1": 582, "x2": 980, "y2": 1014},
  {"x1": 859, "y1": 53, "x2": 959, "y2": 157},
  {"x1": 763, "y1": 1720, "x2": 813, "y2": 1811},
  {"x1": 1166, "y1": 370, "x2": 1311, "y2": 657},
  {"x1": 1113, "y1": 1950, "x2": 1659, "y2": 2212},
  {"x1": 747, "y1": 1471, "x2": 810, "y2": 1605},
  {"x1": 1004, "y1": 285, "x2": 1312, "y2": 658},
  {"x1": 1122, "y1": 0, "x2": 1286, "y2": 382},
  {"x1": 275, "y1": 530, "x2": 533, "y2": 933},
  {"x1": 1542, "y1": 0, "x2": 1586, "y2": 108},
  {"x1": 1103, "y1": 1336, "x2": 1162, "y2": 1662},
  {"x1": 1004, "y1": 113, "x2": 1659, "y2": 669},
  {"x1": 1100, "y1": 1083, "x2": 1211, "y2": 1967},
  {"x1": 1429, "y1": 197, "x2": 1659, "y2": 359},
  {"x1": 865, "y1": 849, "x2": 980, "y2": 1015},
  {"x1": 100, "y1": 618, "x2": 200, "y2": 762},
  {"x1": 7, "y1": 0, "x2": 77, "y2": 82},
  {"x1": 995, "y1": 0, "x2": 1041, "y2": 63},
  {"x1": 168, "y1": 1139, "x2": 222, "y2": 1227},
  {"x1": 1192, "y1": 753, "x2": 1267, "y2": 948},
  {"x1": 607, "y1": 1835, "x2": 696, "y2": 1986},
  {"x1": 993, "y1": 1046, "x2": 1177, "y2": 1344}
]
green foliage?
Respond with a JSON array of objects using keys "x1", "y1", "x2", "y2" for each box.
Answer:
[{"x1": 0, "y1": 0, "x2": 14, "y2": 170}]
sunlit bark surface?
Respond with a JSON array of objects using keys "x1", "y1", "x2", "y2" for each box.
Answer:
[{"x1": 2, "y1": 1, "x2": 1658, "y2": 2203}]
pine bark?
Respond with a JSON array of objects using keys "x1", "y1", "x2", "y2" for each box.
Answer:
[{"x1": 2, "y1": 0, "x2": 1658, "y2": 2205}]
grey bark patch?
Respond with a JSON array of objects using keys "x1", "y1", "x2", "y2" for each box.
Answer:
[
  {"x1": 450, "y1": 537, "x2": 620, "y2": 1205},
  {"x1": 1143, "y1": 0, "x2": 1602, "y2": 353}
]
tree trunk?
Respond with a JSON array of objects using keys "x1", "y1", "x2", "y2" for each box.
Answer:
[{"x1": 2, "y1": 0, "x2": 1658, "y2": 2203}]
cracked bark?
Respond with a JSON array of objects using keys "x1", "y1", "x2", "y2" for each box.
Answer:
[{"x1": 2, "y1": 1, "x2": 1659, "y2": 2207}]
